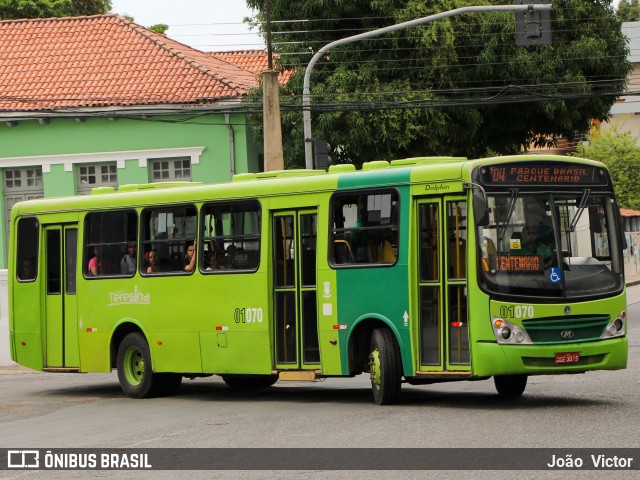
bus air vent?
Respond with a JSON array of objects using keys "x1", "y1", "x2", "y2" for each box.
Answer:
[
  {"x1": 328, "y1": 164, "x2": 356, "y2": 173},
  {"x1": 117, "y1": 182, "x2": 200, "y2": 192},
  {"x1": 91, "y1": 186, "x2": 115, "y2": 195},
  {"x1": 362, "y1": 160, "x2": 390, "y2": 170},
  {"x1": 390, "y1": 157, "x2": 467, "y2": 166}
]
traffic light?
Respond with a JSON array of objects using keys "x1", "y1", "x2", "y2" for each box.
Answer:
[
  {"x1": 313, "y1": 140, "x2": 332, "y2": 170},
  {"x1": 514, "y1": 0, "x2": 551, "y2": 46}
]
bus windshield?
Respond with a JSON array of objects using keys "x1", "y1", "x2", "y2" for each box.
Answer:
[{"x1": 477, "y1": 192, "x2": 624, "y2": 299}]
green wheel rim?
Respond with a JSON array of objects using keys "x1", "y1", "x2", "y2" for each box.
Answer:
[
  {"x1": 369, "y1": 348, "x2": 381, "y2": 391},
  {"x1": 124, "y1": 346, "x2": 145, "y2": 386}
]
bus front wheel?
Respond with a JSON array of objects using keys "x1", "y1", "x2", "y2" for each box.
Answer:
[
  {"x1": 117, "y1": 332, "x2": 161, "y2": 399},
  {"x1": 494, "y1": 374, "x2": 528, "y2": 397},
  {"x1": 368, "y1": 328, "x2": 402, "y2": 405}
]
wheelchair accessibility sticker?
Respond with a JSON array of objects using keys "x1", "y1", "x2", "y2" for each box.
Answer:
[{"x1": 549, "y1": 267, "x2": 562, "y2": 283}]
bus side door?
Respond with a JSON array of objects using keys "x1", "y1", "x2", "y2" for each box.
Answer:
[
  {"x1": 272, "y1": 210, "x2": 320, "y2": 370},
  {"x1": 43, "y1": 223, "x2": 79, "y2": 368},
  {"x1": 416, "y1": 197, "x2": 469, "y2": 373}
]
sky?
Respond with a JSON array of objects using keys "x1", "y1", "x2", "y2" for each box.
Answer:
[{"x1": 110, "y1": 0, "x2": 265, "y2": 51}]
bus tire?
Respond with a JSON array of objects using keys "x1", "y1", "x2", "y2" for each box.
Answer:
[
  {"x1": 494, "y1": 374, "x2": 528, "y2": 397},
  {"x1": 221, "y1": 374, "x2": 278, "y2": 390},
  {"x1": 369, "y1": 328, "x2": 402, "y2": 405},
  {"x1": 116, "y1": 332, "x2": 159, "y2": 399}
]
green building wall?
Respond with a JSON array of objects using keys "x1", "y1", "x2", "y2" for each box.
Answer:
[{"x1": 0, "y1": 111, "x2": 262, "y2": 268}]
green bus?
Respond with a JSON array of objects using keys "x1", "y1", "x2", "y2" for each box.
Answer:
[{"x1": 8, "y1": 154, "x2": 628, "y2": 405}]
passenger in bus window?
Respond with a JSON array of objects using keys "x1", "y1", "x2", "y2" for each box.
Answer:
[
  {"x1": 184, "y1": 240, "x2": 196, "y2": 272},
  {"x1": 120, "y1": 242, "x2": 137, "y2": 275},
  {"x1": 204, "y1": 251, "x2": 216, "y2": 271},
  {"x1": 88, "y1": 246, "x2": 101, "y2": 276},
  {"x1": 145, "y1": 251, "x2": 157, "y2": 273}
]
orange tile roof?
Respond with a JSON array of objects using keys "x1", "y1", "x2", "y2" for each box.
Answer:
[
  {"x1": 0, "y1": 14, "x2": 260, "y2": 112},
  {"x1": 210, "y1": 50, "x2": 294, "y2": 84},
  {"x1": 621, "y1": 208, "x2": 640, "y2": 217}
]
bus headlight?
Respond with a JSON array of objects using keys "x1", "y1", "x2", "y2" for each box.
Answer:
[
  {"x1": 604, "y1": 312, "x2": 625, "y2": 339},
  {"x1": 492, "y1": 316, "x2": 532, "y2": 344},
  {"x1": 501, "y1": 327, "x2": 511, "y2": 339}
]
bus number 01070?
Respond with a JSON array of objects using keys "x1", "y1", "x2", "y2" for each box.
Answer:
[
  {"x1": 499, "y1": 305, "x2": 534, "y2": 319},
  {"x1": 234, "y1": 307, "x2": 264, "y2": 324}
]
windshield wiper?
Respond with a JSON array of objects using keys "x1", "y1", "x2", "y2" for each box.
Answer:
[
  {"x1": 498, "y1": 188, "x2": 518, "y2": 243},
  {"x1": 568, "y1": 189, "x2": 591, "y2": 232}
]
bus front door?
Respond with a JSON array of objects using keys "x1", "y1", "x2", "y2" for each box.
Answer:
[
  {"x1": 43, "y1": 224, "x2": 79, "y2": 368},
  {"x1": 416, "y1": 198, "x2": 470, "y2": 374},
  {"x1": 272, "y1": 210, "x2": 320, "y2": 371}
]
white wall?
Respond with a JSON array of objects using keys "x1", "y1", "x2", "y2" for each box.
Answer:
[{"x1": 0, "y1": 269, "x2": 15, "y2": 366}]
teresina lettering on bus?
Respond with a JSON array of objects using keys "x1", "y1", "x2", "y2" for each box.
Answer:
[{"x1": 108, "y1": 286, "x2": 150, "y2": 306}]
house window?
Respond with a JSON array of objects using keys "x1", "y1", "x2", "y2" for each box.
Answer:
[
  {"x1": 3, "y1": 168, "x2": 44, "y2": 257},
  {"x1": 77, "y1": 162, "x2": 118, "y2": 195},
  {"x1": 149, "y1": 157, "x2": 191, "y2": 182},
  {"x1": 4, "y1": 168, "x2": 42, "y2": 190}
]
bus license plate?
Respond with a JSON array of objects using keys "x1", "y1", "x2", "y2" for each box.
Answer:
[{"x1": 555, "y1": 352, "x2": 580, "y2": 365}]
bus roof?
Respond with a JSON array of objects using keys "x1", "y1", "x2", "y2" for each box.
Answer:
[{"x1": 11, "y1": 154, "x2": 604, "y2": 217}]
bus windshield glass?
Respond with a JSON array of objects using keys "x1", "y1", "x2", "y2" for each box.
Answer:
[{"x1": 477, "y1": 192, "x2": 623, "y2": 299}]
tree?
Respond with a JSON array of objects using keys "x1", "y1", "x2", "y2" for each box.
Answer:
[
  {"x1": 0, "y1": 1, "x2": 169, "y2": 36},
  {"x1": 0, "y1": 0, "x2": 112, "y2": 18},
  {"x1": 245, "y1": 0, "x2": 631, "y2": 168},
  {"x1": 148, "y1": 23, "x2": 168, "y2": 35},
  {"x1": 617, "y1": 0, "x2": 639, "y2": 22},
  {"x1": 573, "y1": 125, "x2": 640, "y2": 210}
]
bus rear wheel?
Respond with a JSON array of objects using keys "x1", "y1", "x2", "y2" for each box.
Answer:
[
  {"x1": 221, "y1": 374, "x2": 278, "y2": 390},
  {"x1": 494, "y1": 374, "x2": 528, "y2": 397},
  {"x1": 369, "y1": 328, "x2": 402, "y2": 405},
  {"x1": 117, "y1": 332, "x2": 162, "y2": 399}
]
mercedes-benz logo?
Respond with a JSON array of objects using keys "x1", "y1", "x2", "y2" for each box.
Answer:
[
  {"x1": 564, "y1": 306, "x2": 572, "y2": 315},
  {"x1": 561, "y1": 330, "x2": 575, "y2": 339}
]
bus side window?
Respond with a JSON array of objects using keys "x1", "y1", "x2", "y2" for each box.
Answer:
[
  {"x1": 16, "y1": 217, "x2": 39, "y2": 281},
  {"x1": 330, "y1": 190, "x2": 399, "y2": 267},
  {"x1": 141, "y1": 205, "x2": 198, "y2": 275},
  {"x1": 201, "y1": 200, "x2": 261, "y2": 273},
  {"x1": 84, "y1": 211, "x2": 137, "y2": 278}
]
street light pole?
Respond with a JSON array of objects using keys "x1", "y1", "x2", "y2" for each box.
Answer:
[{"x1": 302, "y1": 3, "x2": 552, "y2": 169}]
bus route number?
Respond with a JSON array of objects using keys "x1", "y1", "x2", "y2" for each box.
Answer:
[
  {"x1": 499, "y1": 305, "x2": 534, "y2": 319},
  {"x1": 234, "y1": 307, "x2": 263, "y2": 324}
]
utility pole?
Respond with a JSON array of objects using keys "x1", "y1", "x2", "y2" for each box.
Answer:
[
  {"x1": 262, "y1": 0, "x2": 285, "y2": 171},
  {"x1": 302, "y1": 3, "x2": 552, "y2": 169}
]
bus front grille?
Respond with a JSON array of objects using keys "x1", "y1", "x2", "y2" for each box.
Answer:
[{"x1": 522, "y1": 315, "x2": 610, "y2": 344}]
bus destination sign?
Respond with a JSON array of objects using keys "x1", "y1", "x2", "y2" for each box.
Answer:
[
  {"x1": 490, "y1": 254, "x2": 543, "y2": 272},
  {"x1": 479, "y1": 163, "x2": 606, "y2": 187}
]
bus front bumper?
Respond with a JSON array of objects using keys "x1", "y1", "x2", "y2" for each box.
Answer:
[{"x1": 471, "y1": 337, "x2": 628, "y2": 377}]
